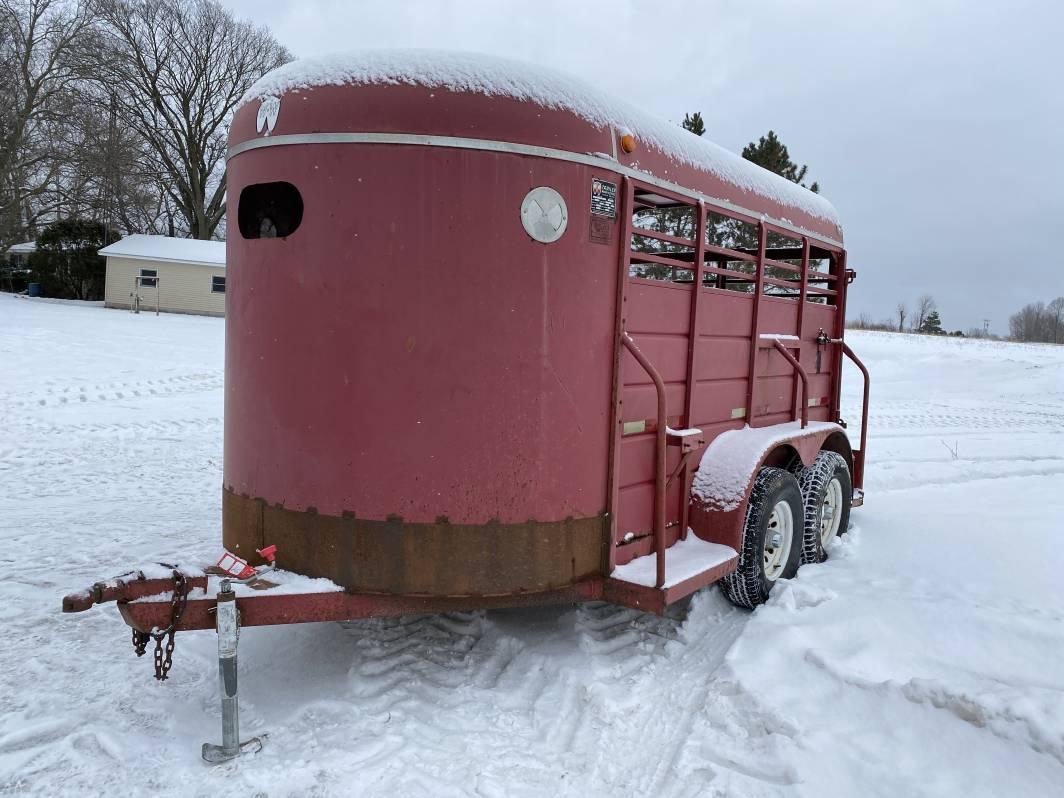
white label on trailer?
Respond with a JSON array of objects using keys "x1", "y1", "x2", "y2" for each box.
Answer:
[{"x1": 591, "y1": 178, "x2": 617, "y2": 218}]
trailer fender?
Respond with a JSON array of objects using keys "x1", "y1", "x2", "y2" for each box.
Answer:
[{"x1": 689, "y1": 422, "x2": 846, "y2": 551}]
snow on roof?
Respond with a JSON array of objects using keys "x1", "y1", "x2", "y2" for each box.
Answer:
[
  {"x1": 6, "y1": 241, "x2": 36, "y2": 254},
  {"x1": 98, "y1": 234, "x2": 225, "y2": 268},
  {"x1": 239, "y1": 49, "x2": 839, "y2": 227}
]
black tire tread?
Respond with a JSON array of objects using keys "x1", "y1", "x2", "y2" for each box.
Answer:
[
  {"x1": 796, "y1": 451, "x2": 852, "y2": 565},
  {"x1": 721, "y1": 467, "x2": 802, "y2": 609}
]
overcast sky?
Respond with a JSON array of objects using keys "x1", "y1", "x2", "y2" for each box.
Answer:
[{"x1": 223, "y1": 0, "x2": 1062, "y2": 334}]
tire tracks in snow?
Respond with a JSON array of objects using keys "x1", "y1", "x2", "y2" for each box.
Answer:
[{"x1": 252, "y1": 595, "x2": 776, "y2": 796}]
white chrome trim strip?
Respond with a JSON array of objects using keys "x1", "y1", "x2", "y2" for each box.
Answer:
[{"x1": 228, "y1": 132, "x2": 844, "y2": 248}]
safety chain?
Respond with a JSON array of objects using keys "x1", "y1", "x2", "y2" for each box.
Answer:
[{"x1": 130, "y1": 567, "x2": 190, "y2": 681}]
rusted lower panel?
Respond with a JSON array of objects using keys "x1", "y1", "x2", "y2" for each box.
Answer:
[
  {"x1": 224, "y1": 490, "x2": 607, "y2": 596},
  {"x1": 117, "y1": 581, "x2": 603, "y2": 633}
]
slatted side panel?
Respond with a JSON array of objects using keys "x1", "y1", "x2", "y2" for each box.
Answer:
[
  {"x1": 689, "y1": 287, "x2": 754, "y2": 434},
  {"x1": 752, "y1": 297, "x2": 801, "y2": 424},
  {"x1": 610, "y1": 176, "x2": 848, "y2": 569},
  {"x1": 803, "y1": 301, "x2": 839, "y2": 424},
  {"x1": 616, "y1": 280, "x2": 691, "y2": 562}
]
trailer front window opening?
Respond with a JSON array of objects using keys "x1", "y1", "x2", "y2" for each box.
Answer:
[
  {"x1": 806, "y1": 253, "x2": 836, "y2": 305},
  {"x1": 630, "y1": 200, "x2": 697, "y2": 282},
  {"x1": 704, "y1": 210, "x2": 757, "y2": 293},
  {"x1": 763, "y1": 230, "x2": 803, "y2": 300},
  {"x1": 238, "y1": 181, "x2": 304, "y2": 240}
]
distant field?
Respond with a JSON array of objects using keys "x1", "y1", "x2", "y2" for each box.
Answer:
[{"x1": 2, "y1": 296, "x2": 1062, "y2": 797}]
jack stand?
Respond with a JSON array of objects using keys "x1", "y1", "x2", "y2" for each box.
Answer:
[{"x1": 202, "y1": 580, "x2": 264, "y2": 763}]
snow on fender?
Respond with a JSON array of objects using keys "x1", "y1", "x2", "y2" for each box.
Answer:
[{"x1": 692, "y1": 421, "x2": 844, "y2": 512}]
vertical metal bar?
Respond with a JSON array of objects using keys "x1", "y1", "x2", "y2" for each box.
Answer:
[
  {"x1": 772, "y1": 340, "x2": 809, "y2": 429},
  {"x1": 792, "y1": 237, "x2": 811, "y2": 423},
  {"x1": 796, "y1": 237, "x2": 810, "y2": 340},
  {"x1": 621, "y1": 333, "x2": 667, "y2": 588},
  {"x1": 605, "y1": 177, "x2": 633, "y2": 573},
  {"x1": 830, "y1": 250, "x2": 848, "y2": 424},
  {"x1": 841, "y1": 341, "x2": 870, "y2": 489},
  {"x1": 744, "y1": 222, "x2": 768, "y2": 426},
  {"x1": 679, "y1": 200, "x2": 707, "y2": 541}
]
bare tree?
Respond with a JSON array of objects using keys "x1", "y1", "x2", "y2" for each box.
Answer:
[
  {"x1": 93, "y1": 0, "x2": 290, "y2": 239},
  {"x1": 0, "y1": 0, "x2": 95, "y2": 248},
  {"x1": 1049, "y1": 297, "x2": 1064, "y2": 344},
  {"x1": 895, "y1": 301, "x2": 908, "y2": 332},
  {"x1": 64, "y1": 86, "x2": 177, "y2": 235},
  {"x1": 914, "y1": 294, "x2": 936, "y2": 331},
  {"x1": 1009, "y1": 298, "x2": 1064, "y2": 343}
]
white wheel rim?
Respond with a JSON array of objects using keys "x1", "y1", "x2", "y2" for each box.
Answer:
[
  {"x1": 820, "y1": 477, "x2": 844, "y2": 546},
  {"x1": 763, "y1": 500, "x2": 794, "y2": 582}
]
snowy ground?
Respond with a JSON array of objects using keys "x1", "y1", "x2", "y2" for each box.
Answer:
[{"x1": 2, "y1": 295, "x2": 1063, "y2": 797}]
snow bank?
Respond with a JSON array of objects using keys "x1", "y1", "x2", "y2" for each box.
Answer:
[{"x1": 238, "y1": 49, "x2": 839, "y2": 226}]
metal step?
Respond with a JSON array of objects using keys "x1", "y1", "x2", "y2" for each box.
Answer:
[{"x1": 604, "y1": 535, "x2": 738, "y2": 615}]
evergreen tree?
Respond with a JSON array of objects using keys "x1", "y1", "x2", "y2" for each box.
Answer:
[
  {"x1": 683, "y1": 112, "x2": 705, "y2": 136},
  {"x1": 29, "y1": 219, "x2": 116, "y2": 300},
  {"x1": 742, "y1": 131, "x2": 820, "y2": 193},
  {"x1": 918, "y1": 310, "x2": 945, "y2": 335}
]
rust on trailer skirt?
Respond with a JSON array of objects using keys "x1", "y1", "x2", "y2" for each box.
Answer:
[
  {"x1": 223, "y1": 489, "x2": 608, "y2": 596},
  {"x1": 93, "y1": 578, "x2": 605, "y2": 632}
]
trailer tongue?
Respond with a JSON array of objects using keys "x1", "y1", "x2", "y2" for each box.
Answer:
[{"x1": 60, "y1": 529, "x2": 747, "y2": 761}]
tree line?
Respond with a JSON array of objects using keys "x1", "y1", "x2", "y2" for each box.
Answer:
[
  {"x1": 849, "y1": 294, "x2": 966, "y2": 337},
  {"x1": 0, "y1": 0, "x2": 289, "y2": 254},
  {"x1": 1008, "y1": 299, "x2": 1064, "y2": 344}
]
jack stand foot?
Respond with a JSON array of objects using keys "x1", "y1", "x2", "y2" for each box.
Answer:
[{"x1": 202, "y1": 737, "x2": 264, "y2": 764}]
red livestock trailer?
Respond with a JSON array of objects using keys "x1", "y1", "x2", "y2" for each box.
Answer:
[{"x1": 63, "y1": 51, "x2": 869, "y2": 760}]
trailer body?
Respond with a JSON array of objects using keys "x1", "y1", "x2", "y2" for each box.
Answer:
[{"x1": 66, "y1": 50, "x2": 869, "y2": 630}]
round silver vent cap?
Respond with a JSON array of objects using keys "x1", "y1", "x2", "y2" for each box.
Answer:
[{"x1": 520, "y1": 187, "x2": 568, "y2": 244}]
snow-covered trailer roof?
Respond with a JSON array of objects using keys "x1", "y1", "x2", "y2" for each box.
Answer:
[
  {"x1": 98, "y1": 235, "x2": 225, "y2": 268},
  {"x1": 230, "y1": 50, "x2": 842, "y2": 245}
]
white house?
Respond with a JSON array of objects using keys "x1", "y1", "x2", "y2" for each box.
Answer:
[
  {"x1": 5, "y1": 240, "x2": 36, "y2": 264},
  {"x1": 99, "y1": 234, "x2": 226, "y2": 316}
]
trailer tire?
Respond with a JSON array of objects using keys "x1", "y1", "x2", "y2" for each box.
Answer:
[
  {"x1": 797, "y1": 451, "x2": 852, "y2": 565},
  {"x1": 721, "y1": 467, "x2": 803, "y2": 609}
]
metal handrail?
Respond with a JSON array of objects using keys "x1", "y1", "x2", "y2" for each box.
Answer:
[
  {"x1": 770, "y1": 339, "x2": 810, "y2": 429},
  {"x1": 620, "y1": 333, "x2": 667, "y2": 588},
  {"x1": 836, "y1": 340, "x2": 870, "y2": 489}
]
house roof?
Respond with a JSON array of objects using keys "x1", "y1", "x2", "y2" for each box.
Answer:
[
  {"x1": 98, "y1": 234, "x2": 226, "y2": 268},
  {"x1": 6, "y1": 241, "x2": 36, "y2": 255}
]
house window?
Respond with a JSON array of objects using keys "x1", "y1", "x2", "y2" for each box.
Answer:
[
  {"x1": 211, "y1": 275, "x2": 226, "y2": 294},
  {"x1": 139, "y1": 268, "x2": 158, "y2": 288}
]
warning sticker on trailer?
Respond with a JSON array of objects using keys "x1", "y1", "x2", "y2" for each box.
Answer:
[{"x1": 590, "y1": 178, "x2": 617, "y2": 218}]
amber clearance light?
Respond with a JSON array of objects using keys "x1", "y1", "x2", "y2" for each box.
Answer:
[{"x1": 619, "y1": 128, "x2": 637, "y2": 154}]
